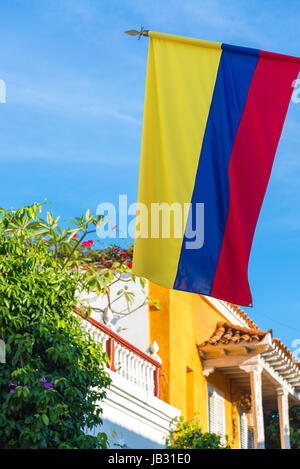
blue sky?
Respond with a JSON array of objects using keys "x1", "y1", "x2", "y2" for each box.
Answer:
[{"x1": 0, "y1": 0, "x2": 299, "y2": 351}]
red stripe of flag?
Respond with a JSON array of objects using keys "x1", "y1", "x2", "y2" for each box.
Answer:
[{"x1": 210, "y1": 53, "x2": 300, "y2": 306}]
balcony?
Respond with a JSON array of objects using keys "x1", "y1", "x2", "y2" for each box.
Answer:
[
  {"x1": 82, "y1": 315, "x2": 161, "y2": 397},
  {"x1": 81, "y1": 315, "x2": 180, "y2": 449}
]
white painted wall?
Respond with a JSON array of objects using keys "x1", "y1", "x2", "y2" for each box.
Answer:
[
  {"x1": 78, "y1": 274, "x2": 151, "y2": 354},
  {"x1": 81, "y1": 282, "x2": 180, "y2": 449},
  {"x1": 89, "y1": 370, "x2": 180, "y2": 449}
]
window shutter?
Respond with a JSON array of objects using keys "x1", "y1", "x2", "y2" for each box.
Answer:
[
  {"x1": 248, "y1": 429, "x2": 254, "y2": 449},
  {"x1": 207, "y1": 385, "x2": 226, "y2": 444},
  {"x1": 208, "y1": 390, "x2": 217, "y2": 433},
  {"x1": 239, "y1": 410, "x2": 248, "y2": 449}
]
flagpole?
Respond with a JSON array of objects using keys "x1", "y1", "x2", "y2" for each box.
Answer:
[{"x1": 125, "y1": 27, "x2": 149, "y2": 39}]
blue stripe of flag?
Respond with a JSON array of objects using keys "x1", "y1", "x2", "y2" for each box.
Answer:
[{"x1": 173, "y1": 48, "x2": 259, "y2": 295}]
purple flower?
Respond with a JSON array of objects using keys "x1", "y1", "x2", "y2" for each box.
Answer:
[
  {"x1": 8, "y1": 382, "x2": 16, "y2": 387},
  {"x1": 40, "y1": 377, "x2": 47, "y2": 382},
  {"x1": 9, "y1": 389, "x2": 15, "y2": 394},
  {"x1": 17, "y1": 386, "x2": 23, "y2": 391},
  {"x1": 194, "y1": 433, "x2": 199, "y2": 438},
  {"x1": 43, "y1": 383, "x2": 53, "y2": 389}
]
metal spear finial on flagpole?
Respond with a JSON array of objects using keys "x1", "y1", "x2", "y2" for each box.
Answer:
[{"x1": 125, "y1": 27, "x2": 149, "y2": 39}]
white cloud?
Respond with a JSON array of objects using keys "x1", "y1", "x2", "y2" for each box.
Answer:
[{"x1": 6, "y1": 76, "x2": 142, "y2": 125}]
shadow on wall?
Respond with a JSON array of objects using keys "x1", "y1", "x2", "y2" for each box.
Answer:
[{"x1": 88, "y1": 419, "x2": 166, "y2": 450}]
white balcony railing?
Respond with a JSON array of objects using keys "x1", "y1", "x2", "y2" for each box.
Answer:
[{"x1": 80, "y1": 314, "x2": 161, "y2": 397}]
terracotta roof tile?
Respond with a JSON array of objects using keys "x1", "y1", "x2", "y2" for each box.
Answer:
[
  {"x1": 223, "y1": 301, "x2": 260, "y2": 330},
  {"x1": 219, "y1": 302, "x2": 300, "y2": 367},
  {"x1": 199, "y1": 321, "x2": 300, "y2": 370},
  {"x1": 200, "y1": 321, "x2": 270, "y2": 347}
]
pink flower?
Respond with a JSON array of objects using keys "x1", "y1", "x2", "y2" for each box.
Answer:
[
  {"x1": 128, "y1": 261, "x2": 132, "y2": 269},
  {"x1": 81, "y1": 239, "x2": 94, "y2": 248},
  {"x1": 72, "y1": 233, "x2": 79, "y2": 239},
  {"x1": 111, "y1": 225, "x2": 117, "y2": 231}
]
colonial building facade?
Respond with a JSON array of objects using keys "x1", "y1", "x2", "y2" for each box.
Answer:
[
  {"x1": 81, "y1": 277, "x2": 300, "y2": 449},
  {"x1": 148, "y1": 283, "x2": 300, "y2": 449}
]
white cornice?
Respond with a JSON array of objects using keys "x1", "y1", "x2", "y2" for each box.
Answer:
[{"x1": 203, "y1": 296, "x2": 251, "y2": 328}]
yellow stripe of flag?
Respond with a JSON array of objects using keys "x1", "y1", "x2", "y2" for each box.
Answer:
[{"x1": 133, "y1": 34, "x2": 222, "y2": 288}]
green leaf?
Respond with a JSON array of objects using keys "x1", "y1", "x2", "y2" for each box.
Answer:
[{"x1": 41, "y1": 414, "x2": 49, "y2": 426}]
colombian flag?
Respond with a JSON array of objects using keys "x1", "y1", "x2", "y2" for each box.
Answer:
[{"x1": 133, "y1": 31, "x2": 300, "y2": 306}]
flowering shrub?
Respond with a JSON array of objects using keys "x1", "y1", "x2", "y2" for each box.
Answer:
[
  {"x1": 0, "y1": 203, "x2": 118, "y2": 449},
  {"x1": 73, "y1": 242, "x2": 159, "y2": 315},
  {"x1": 0, "y1": 203, "x2": 160, "y2": 448},
  {"x1": 76, "y1": 243, "x2": 133, "y2": 271},
  {"x1": 166, "y1": 417, "x2": 231, "y2": 449},
  {"x1": 8, "y1": 376, "x2": 55, "y2": 393}
]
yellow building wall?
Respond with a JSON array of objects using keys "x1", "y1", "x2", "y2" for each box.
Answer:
[{"x1": 149, "y1": 281, "x2": 241, "y2": 448}]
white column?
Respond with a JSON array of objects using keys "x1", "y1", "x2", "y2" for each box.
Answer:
[
  {"x1": 250, "y1": 366, "x2": 265, "y2": 449},
  {"x1": 277, "y1": 388, "x2": 290, "y2": 449},
  {"x1": 240, "y1": 363, "x2": 265, "y2": 449}
]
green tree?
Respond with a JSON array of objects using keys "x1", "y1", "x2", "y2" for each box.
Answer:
[
  {"x1": 265, "y1": 406, "x2": 300, "y2": 449},
  {"x1": 0, "y1": 203, "x2": 133, "y2": 449},
  {"x1": 166, "y1": 416, "x2": 231, "y2": 449}
]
